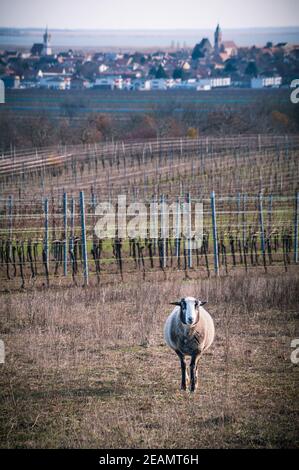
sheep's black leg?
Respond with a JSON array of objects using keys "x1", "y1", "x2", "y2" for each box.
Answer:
[
  {"x1": 190, "y1": 353, "x2": 200, "y2": 392},
  {"x1": 176, "y1": 351, "x2": 187, "y2": 391}
]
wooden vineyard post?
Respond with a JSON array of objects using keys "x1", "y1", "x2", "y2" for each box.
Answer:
[
  {"x1": 211, "y1": 191, "x2": 219, "y2": 276},
  {"x1": 70, "y1": 197, "x2": 75, "y2": 256},
  {"x1": 203, "y1": 233, "x2": 210, "y2": 278},
  {"x1": 267, "y1": 194, "x2": 273, "y2": 265},
  {"x1": 80, "y1": 191, "x2": 89, "y2": 286},
  {"x1": 43, "y1": 198, "x2": 49, "y2": 286},
  {"x1": 91, "y1": 189, "x2": 101, "y2": 284},
  {"x1": 268, "y1": 194, "x2": 273, "y2": 234},
  {"x1": 237, "y1": 192, "x2": 243, "y2": 265},
  {"x1": 69, "y1": 197, "x2": 78, "y2": 284},
  {"x1": 187, "y1": 193, "x2": 192, "y2": 269},
  {"x1": 44, "y1": 198, "x2": 49, "y2": 269},
  {"x1": 294, "y1": 191, "x2": 299, "y2": 264},
  {"x1": 63, "y1": 192, "x2": 68, "y2": 276},
  {"x1": 6, "y1": 196, "x2": 13, "y2": 277},
  {"x1": 161, "y1": 194, "x2": 167, "y2": 270},
  {"x1": 236, "y1": 192, "x2": 241, "y2": 234},
  {"x1": 152, "y1": 195, "x2": 157, "y2": 257},
  {"x1": 242, "y1": 193, "x2": 248, "y2": 272},
  {"x1": 175, "y1": 197, "x2": 181, "y2": 269},
  {"x1": 258, "y1": 193, "x2": 267, "y2": 273},
  {"x1": 8, "y1": 195, "x2": 13, "y2": 242}
]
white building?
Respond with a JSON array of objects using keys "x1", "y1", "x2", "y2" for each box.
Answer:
[
  {"x1": 99, "y1": 64, "x2": 109, "y2": 73},
  {"x1": 209, "y1": 77, "x2": 231, "y2": 88},
  {"x1": 132, "y1": 79, "x2": 151, "y2": 91},
  {"x1": 39, "y1": 76, "x2": 70, "y2": 90},
  {"x1": 150, "y1": 79, "x2": 167, "y2": 90},
  {"x1": 94, "y1": 76, "x2": 123, "y2": 90},
  {"x1": 197, "y1": 79, "x2": 212, "y2": 91},
  {"x1": 122, "y1": 78, "x2": 132, "y2": 90},
  {"x1": 174, "y1": 79, "x2": 198, "y2": 90},
  {"x1": 251, "y1": 76, "x2": 282, "y2": 89},
  {"x1": 195, "y1": 77, "x2": 230, "y2": 90},
  {"x1": 114, "y1": 76, "x2": 123, "y2": 90},
  {"x1": 166, "y1": 78, "x2": 176, "y2": 89},
  {"x1": 94, "y1": 77, "x2": 115, "y2": 90}
]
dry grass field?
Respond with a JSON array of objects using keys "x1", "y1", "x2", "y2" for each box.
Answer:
[{"x1": 1, "y1": 269, "x2": 298, "y2": 449}]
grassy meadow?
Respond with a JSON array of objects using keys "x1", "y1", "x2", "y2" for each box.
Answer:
[{"x1": 0, "y1": 269, "x2": 298, "y2": 448}]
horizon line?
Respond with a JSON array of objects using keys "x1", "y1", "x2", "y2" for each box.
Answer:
[{"x1": 1, "y1": 25, "x2": 299, "y2": 31}]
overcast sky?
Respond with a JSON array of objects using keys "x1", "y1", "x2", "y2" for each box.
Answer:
[{"x1": 1, "y1": 0, "x2": 299, "y2": 29}]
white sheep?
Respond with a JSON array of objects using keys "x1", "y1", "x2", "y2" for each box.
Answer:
[{"x1": 164, "y1": 296, "x2": 215, "y2": 392}]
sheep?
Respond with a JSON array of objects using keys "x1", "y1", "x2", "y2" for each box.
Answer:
[{"x1": 164, "y1": 296, "x2": 215, "y2": 392}]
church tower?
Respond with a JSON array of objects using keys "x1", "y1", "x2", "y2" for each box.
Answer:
[
  {"x1": 43, "y1": 26, "x2": 52, "y2": 55},
  {"x1": 214, "y1": 23, "x2": 222, "y2": 54}
]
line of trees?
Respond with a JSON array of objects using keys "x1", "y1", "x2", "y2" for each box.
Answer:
[{"x1": 0, "y1": 98, "x2": 298, "y2": 150}]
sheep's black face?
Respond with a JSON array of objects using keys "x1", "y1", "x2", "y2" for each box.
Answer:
[{"x1": 171, "y1": 297, "x2": 207, "y2": 326}]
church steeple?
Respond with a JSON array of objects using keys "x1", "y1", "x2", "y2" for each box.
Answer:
[
  {"x1": 43, "y1": 26, "x2": 52, "y2": 56},
  {"x1": 214, "y1": 23, "x2": 222, "y2": 54}
]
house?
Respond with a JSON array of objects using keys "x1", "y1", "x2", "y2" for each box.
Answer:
[
  {"x1": 1, "y1": 75, "x2": 20, "y2": 89},
  {"x1": 99, "y1": 64, "x2": 109, "y2": 73},
  {"x1": 251, "y1": 76, "x2": 282, "y2": 89},
  {"x1": 70, "y1": 78, "x2": 92, "y2": 90},
  {"x1": 4, "y1": 51, "x2": 19, "y2": 59},
  {"x1": 192, "y1": 38, "x2": 213, "y2": 60},
  {"x1": 94, "y1": 77, "x2": 115, "y2": 90},
  {"x1": 197, "y1": 79, "x2": 212, "y2": 91},
  {"x1": 214, "y1": 62, "x2": 225, "y2": 70},
  {"x1": 210, "y1": 77, "x2": 231, "y2": 88},
  {"x1": 20, "y1": 78, "x2": 38, "y2": 89},
  {"x1": 221, "y1": 41, "x2": 238, "y2": 58},
  {"x1": 173, "y1": 82, "x2": 194, "y2": 90},
  {"x1": 0, "y1": 78, "x2": 4, "y2": 103},
  {"x1": 191, "y1": 77, "x2": 231, "y2": 90},
  {"x1": 173, "y1": 79, "x2": 198, "y2": 90},
  {"x1": 31, "y1": 44, "x2": 44, "y2": 56},
  {"x1": 150, "y1": 78, "x2": 167, "y2": 90},
  {"x1": 114, "y1": 76, "x2": 123, "y2": 90},
  {"x1": 19, "y1": 52, "x2": 31, "y2": 59},
  {"x1": 131, "y1": 79, "x2": 151, "y2": 91},
  {"x1": 38, "y1": 67, "x2": 67, "y2": 77},
  {"x1": 166, "y1": 78, "x2": 175, "y2": 88},
  {"x1": 276, "y1": 43, "x2": 288, "y2": 49},
  {"x1": 122, "y1": 78, "x2": 132, "y2": 90},
  {"x1": 181, "y1": 61, "x2": 191, "y2": 71},
  {"x1": 39, "y1": 76, "x2": 70, "y2": 90}
]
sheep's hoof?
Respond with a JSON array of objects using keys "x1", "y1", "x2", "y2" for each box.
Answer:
[{"x1": 180, "y1": 384, "x2": 187, "y2": 391}]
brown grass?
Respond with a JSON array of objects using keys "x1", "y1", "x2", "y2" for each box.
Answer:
[{"x1": 0, "y1": 269, "x2": 298, "y2": 448}]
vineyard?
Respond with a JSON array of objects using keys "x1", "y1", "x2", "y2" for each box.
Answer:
[
  {"x1": 0, "y1": 134, "x2": 298, "y2": 288},
  {"x1": 1, "y1": 133, "x2": 299, "y2": 449}
]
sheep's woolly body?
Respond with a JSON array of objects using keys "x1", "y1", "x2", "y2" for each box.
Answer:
[
  {"x1": 164, "y1": 297, "x2": 215, "y2": 392},
  {"x1": 164, "y1": 305, "x2": 215, "y2": 356}
]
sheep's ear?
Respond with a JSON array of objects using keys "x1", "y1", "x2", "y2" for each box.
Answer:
[
  {"x1": 170, "y1": 302, "x2": 181, "y2": 306},
  {"x1": 200, "y1": 301, "x2": 208, "y2": 306}
]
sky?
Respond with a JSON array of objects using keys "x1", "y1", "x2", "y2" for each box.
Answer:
[{"x1": 1, "y1": 0, "x2": 299, "y2": 30}]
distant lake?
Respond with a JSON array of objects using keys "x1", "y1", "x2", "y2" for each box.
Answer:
[{"x1": 0, "y1": 27, "x2": 299, "y2": 50}]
